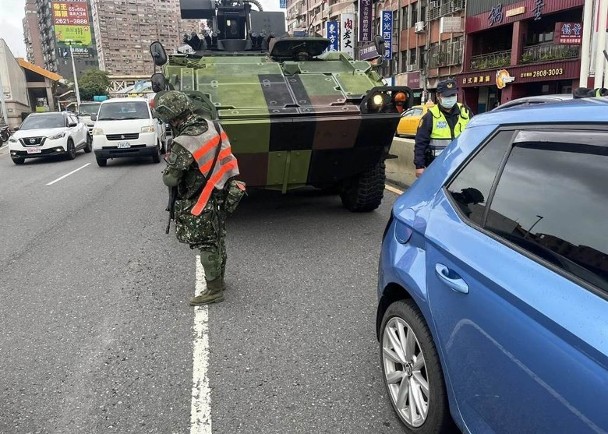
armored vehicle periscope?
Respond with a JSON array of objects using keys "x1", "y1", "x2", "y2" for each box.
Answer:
[{"x1": 149, "y1": 0, "x2": 412, "y2": 211}]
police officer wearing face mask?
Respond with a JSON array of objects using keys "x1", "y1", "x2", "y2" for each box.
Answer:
[{"x1": 414, "y1": 78, "x2": 472, "y2": 178}]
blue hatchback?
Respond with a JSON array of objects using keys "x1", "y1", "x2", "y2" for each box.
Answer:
[{"x1": 377, "y1": 98, "x2": 608, "y2": 433}]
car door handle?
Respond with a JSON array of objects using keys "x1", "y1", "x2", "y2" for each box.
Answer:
[{"x1": 435, "y1": 263, "x2": 469, "y2": 294}]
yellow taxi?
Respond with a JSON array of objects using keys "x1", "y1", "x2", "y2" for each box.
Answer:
[{"x1": 396, "y1": 103, "x2": 433, "y2": 138}]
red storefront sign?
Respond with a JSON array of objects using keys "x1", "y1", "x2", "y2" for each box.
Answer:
[
  {"x1": 554, "y1": 22, "x2": 583, "y2": 45},
  {"x1": 459, "y1": 59, "x2": 581, "y2": 87}
]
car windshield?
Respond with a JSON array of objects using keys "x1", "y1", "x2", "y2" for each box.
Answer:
[
  {"x1": 97, "y1": 101, "x2": 150, "y2": 120},
  {"x1": 79, "y1": 103, "x2": 101, "y2": 116},
  {"x1": 20, "y1": 114, "x2": 65, "y2": 130}
]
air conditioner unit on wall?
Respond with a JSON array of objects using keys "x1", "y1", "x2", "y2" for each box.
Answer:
[{"x1": 414, "y1": 21, "x2": 425, "y2": 33}]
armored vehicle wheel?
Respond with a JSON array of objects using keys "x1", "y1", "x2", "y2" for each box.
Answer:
[{"x1": 340, "y1": 160, "x2": 386, "y2": 212}]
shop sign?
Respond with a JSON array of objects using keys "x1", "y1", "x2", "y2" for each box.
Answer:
[
  {"x1": 326, "y1": 21, "x2": 339, "y2": 52},
  {"x1": 358, "y1": 41, "x2": 379, "y2": 60},
  {"x1": 340, "y1": 13, "x2": 355, "y2": 58},
  {"x1": 488, "y1": 4, "x2": 504, "y2": 26},
  {"x1": 461, "y1": 74, "x2": 492, "y2": 86},
  {"x1": 520, "y1": 67, "x2": 565, "y2": 79},
  {"x1": 496, "y1": 69, "x2": 515, "y2": 89},
  {"x1": 554, "y1": 22, "x2": 582, "y2": 45},
  {"x1": 358, "y1": 0, "x2": 372, "y2": 42},
  {"x1": 533, "y1": 0, "x2": 544, "y2": 21},
  {"x1": 381, "y1": 11, "x2": 392, "y2": 60},
  {"x1": 440, "y1": 17, "x2": 462, "y2": 33}
]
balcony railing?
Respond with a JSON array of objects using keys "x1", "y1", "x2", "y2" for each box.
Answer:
[
  {"x1": 521, "y1": 43, "x2": 580, "y2": 64},
  {"x1": 428, "y1": 40, "x2": 463, "y2": 68},
  {"x1": 428, "y1": 0, "x2": 465, "y2": 21},
  {"x1": 470, "y1": 50, "x2": 511, "y2": 71}
]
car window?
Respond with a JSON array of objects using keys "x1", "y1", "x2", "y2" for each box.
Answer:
[
  {"x1": 446, "y1": 130, "x2": 514, "y2": 225},
  {"x1": 20, "y1": 114, "x2": 66, "y2": 130},
  {"x1": 413, "y1": 108, "x2": 423, "y2": 116},
  {"x1": 97, "y1": 102, "x2": 150, "y2": 121},
  {"x1": 79, "y1": 103, "x2": 101, "y2": 115},
  {"x1": 402, "y1": 109, "x2": 414, "y2": 117},
  {"x1": 485, "y1": 130, "x2": 608, "y2": 293}
]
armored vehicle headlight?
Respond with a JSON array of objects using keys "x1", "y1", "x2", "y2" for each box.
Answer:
[{"x1": 372, "y1": 94, "x2": 384, "y2": 107}]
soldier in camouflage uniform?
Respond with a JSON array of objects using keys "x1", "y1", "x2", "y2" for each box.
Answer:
[{"x1": 155, "y1": 91, "x2": 244, "y2": 306}]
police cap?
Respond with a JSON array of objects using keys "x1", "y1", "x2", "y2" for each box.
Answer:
[{"x1": 437, "y1": 78, "x2": 458, "y2": 97}]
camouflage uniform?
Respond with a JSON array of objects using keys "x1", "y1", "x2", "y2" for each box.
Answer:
[{"x1": 156, "y1": 91, "x2": 238, "y2": 305}]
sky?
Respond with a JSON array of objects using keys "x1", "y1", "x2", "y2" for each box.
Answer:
[{"x1": 0, "y1": 0, "x2": 283, "y2": 60}]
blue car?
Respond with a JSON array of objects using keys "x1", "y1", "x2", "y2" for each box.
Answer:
[{"x1": 377, "y1": 98, "x2": 608, "y2": 434}]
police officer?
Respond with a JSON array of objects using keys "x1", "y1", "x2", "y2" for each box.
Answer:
[
  {"x1": 573, "y1": 87, "x2": 608, "y2": 98},
  {"x1": 414, "y1": 78, "x2": 472, "y2": 178},
  {"x1": 155, "y1": 91, "x2": 244, "y2": 306}
]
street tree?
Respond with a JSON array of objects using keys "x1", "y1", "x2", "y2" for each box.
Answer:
[{"x1": 78, "y1": 69, "x2": 110, "y2": 101}]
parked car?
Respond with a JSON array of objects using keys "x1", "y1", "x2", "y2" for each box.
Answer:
[
  {"x1": 493, "y1": 93, "x2": 572, "y2": 111},
  {"x1": 91, "y1": 97, "x2": 166, "y2": 167},
  {"x1": 396, "y1": 103, "x2": 433, "y2": 138},
  {"x1": 78, "y1": 101, "x2": 101, "y2": 139},
  {"x1": 377, "y1": 98, "x2": 608, "y2": 433},
  {"x1": 8, "y1": 111, "x2": 89, "y2": 165}
]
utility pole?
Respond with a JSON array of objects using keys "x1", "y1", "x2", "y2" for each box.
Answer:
[
  {"x1": 0, "y1": 65, "x2": 8, "y2": 125},
  {"x1": 594, "y1": 0, "x2": 608, "y2": 88},
  {"x1": 65, "y1": 40, "x2": 82, "y2": 109},
  {"x1": 579, "y1": 0, "x2": 594, "y2": 87}
]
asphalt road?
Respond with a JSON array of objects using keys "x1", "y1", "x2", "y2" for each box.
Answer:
[{"x1": 0, "y1": 146, "x2": 406, "y2": 434}]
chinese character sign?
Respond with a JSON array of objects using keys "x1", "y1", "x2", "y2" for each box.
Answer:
[
  {"x1": 358, "y1": 0, "x2": 372, "y2": 42},
  {"x1": 52, "y1": 1, "x2": 92, "y2": 46},
  {"x1": 326, "y1": 21, "x2": 339, "y2": 52},
  {"x1": 381, "y1": 10, "x2": 392, "y2": 60},
  {"x1": 340, "y1": 13, "x2": 355, "y2": 58},
  {"x1": 554, "y1": 22, "x2": 582, "y2": 45}
]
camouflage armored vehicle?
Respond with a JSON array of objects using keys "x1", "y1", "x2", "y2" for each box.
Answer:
[{"x1": 149, "y1": 0, "x2": 412, "y2": 211}]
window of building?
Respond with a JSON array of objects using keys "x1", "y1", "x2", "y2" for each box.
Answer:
[
  {"x1": 401, "y1": 5, "x2": 408, "y2": 30},
  {"x1": 410, "y1": 2, "x2": 418, "y2": 27}
]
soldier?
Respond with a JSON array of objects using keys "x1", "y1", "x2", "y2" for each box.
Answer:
[
  {"x1": 154, "y1": 91, "x2": 245, "y2": 306},
  {"x1": 414, "y1": 78, "x2": 472, "y2": 178}
]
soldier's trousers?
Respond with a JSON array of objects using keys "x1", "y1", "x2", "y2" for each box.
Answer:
[{"x1": 174, "y1": 190, "x2": 228, "y2": 282}]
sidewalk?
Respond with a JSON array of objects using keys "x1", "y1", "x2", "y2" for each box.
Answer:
[{"x1": 386, "y1": 137, "x2": 416, "y2": 190}]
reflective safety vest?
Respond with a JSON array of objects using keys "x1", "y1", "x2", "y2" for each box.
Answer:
[
  {"x1": 173, "y1": 120, "x2": 240, "y2": 216},
  {"x1": 428, "y1": 103, "x2": 470, "y2": 156}
]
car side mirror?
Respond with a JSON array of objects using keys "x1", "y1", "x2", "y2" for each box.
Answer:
[
  {"x1": 150, "y1": 41, "x2": 168, "y2": 66},
  {"x1": 90, "y1": 114, "x2": 97, "y2": 121},
  {"x1": 68, "y1": 122, "x2": 77, "y2": 127}
]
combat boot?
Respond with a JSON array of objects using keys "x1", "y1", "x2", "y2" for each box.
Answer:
[{"x1": 189, "y1": 278, "x2": 225, "y2": 306}]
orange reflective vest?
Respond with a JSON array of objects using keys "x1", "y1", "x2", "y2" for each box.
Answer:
[{"x1": 173, "y1": 120, "x2": 240, "y2": 216}]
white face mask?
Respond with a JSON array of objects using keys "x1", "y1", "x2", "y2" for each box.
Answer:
[{"x1": 440, "y1": 95, "x2": 457, "y2": 109}]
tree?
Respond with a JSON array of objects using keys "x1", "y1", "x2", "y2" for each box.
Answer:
[{"x1": 78, "y1": 68, "x2": 110, "y2": 101}]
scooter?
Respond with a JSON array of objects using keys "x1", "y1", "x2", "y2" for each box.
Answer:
[{"x1": 0, "y1": 125, "x2": 11, "y2": 145}]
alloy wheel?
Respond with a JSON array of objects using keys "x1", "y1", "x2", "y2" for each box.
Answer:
[{"x1": 382, "y1": 316, "x2": 430, "y2": 428}]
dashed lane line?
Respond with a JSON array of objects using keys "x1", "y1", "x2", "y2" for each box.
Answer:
[{"x1": 46, "y1": 163, "x2": 91, "y2": 186}]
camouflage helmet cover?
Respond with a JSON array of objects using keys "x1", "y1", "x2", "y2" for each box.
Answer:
[{"x1": 154, "y1": 91, "x2": 193, "y2": 122}]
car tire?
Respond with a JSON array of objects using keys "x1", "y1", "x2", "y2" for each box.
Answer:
[
  {"x1": 84, "y1": 135, "x2": 92, "y2": 153},
  {"x1": 339, "y1": 160, "x2": 385, "y2": 212},
  {"x1": 96, "y1": 156, "x2": 107, "y2": 167},
  {"x1": 66, "y1": 139, "x2": 76, "y2": 160},
  {"x1": 11, "y1": 155, "x2": 25, "y2": 165},
  {"x1": 152, "y1": 140, "x2": 161, "y2": 164},
  {"x1": 380, "y1": 299, "x2": 455, "y2": 434}
]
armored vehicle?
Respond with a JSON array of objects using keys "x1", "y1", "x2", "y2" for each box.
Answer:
[{"x1": 150, "y1": 0, "x2": 412, "y2": 211}]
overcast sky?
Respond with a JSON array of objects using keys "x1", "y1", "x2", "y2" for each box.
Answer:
[{"x1": 0, "y1": 0, "x2": 283, "y2": 59}]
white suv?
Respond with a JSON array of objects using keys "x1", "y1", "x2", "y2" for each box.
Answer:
[
  {"x1": 91, "y1": 97, "x2": 166, "y2": 167},
  {"x1": 8, "y1": 111, "x2": 89, "y2": 165}
]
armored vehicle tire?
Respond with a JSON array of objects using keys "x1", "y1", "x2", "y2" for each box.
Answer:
[
  {"x1": 11, "y1": 155, "x2": 25, "y2": 165},
  {"x1": 340, "y1": 160, "x2": 386, "y2": 212},
  {"x1": 96, "y1": 156, "x2": 107, "y2": 167}
]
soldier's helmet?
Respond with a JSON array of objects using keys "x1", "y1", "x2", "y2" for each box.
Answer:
[{"x1": 154, "y1": 91, "x2": 193, "y2": 123}]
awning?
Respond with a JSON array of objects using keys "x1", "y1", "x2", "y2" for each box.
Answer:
[{"x1": 17, "y1": 58, "x2": 63, "y2": 82}]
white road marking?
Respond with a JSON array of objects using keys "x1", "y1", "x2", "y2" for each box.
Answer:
[
  {"x1": 191, "y1": 255, "x2": 212, "y2": 434},
  {"x1": 46, "y1": 163, "x2": 91, "y2": 186},
  {"x1": 385, "y1": 184, "x2": 404, "y2": 195}
]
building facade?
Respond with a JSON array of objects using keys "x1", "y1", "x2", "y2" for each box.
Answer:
[
  {"x1": 23, "y1": 0, "x2": 45, "y2": 67},
  {"x1": 459, "y1": 0, "x2": 584, "y2": 113},
  {"x1": 34, "y1": 0, "x2": 100, "y2": 81},
  {"x1": 90, "y1": 0, "x2": 201, "y2": 75}
]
